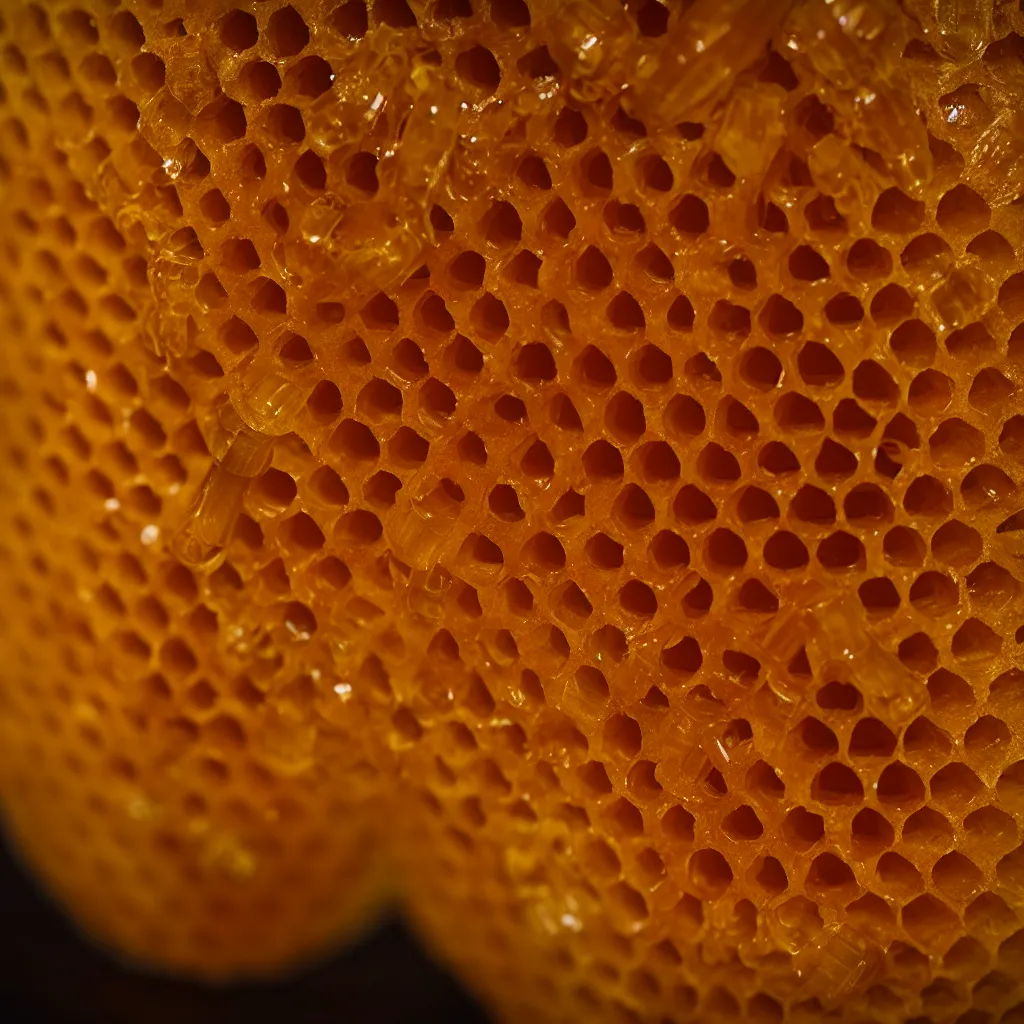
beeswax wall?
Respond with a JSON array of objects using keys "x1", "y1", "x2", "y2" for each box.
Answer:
[{"x1": 0, "y1": 0, "x2": 1023, "y2": 1021}]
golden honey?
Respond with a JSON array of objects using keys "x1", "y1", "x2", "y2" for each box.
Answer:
[{"x1": 0, "y1": 1, "x2": 1023, "y2": 1021}]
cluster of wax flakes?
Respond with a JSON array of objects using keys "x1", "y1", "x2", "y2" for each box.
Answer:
[{"x1": 0, "y1": 0, "x2": 1023, "y2": 1020}]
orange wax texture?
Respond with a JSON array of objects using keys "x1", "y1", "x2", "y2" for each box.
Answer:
[{"x1": 1, "y1": 1, "x2": 1024, "y2": 1021}]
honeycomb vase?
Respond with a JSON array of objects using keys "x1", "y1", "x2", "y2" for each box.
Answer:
[{"x1": 1, "y1": 1, "x2": 1023, "y2": 1021}]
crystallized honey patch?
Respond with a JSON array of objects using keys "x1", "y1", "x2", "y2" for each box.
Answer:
[{"x1": 0, "y1": 1, "x2": 1023, "y2": 1021}]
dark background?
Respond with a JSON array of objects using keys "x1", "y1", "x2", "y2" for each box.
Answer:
[{"x1": 0, "y1": 839, "x2": 489, "y2": 1024}]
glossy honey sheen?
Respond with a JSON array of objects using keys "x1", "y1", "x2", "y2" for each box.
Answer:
[{"x1": 0, "y1": 1, "x2": 1023, "y2": 1022}]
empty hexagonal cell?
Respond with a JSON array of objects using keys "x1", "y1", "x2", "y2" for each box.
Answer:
[
  {"x1": 967, "y1": 562, "x2": 1021, "y2": 614},
  {"x1": 931, "y1": 421, "x2": 986, "y2": 478},
  {"x1": 736, "y1": 486, "x2": 780, "y2": 524},
  {"x1": 790, "y1": 484, "x2": 836, "y2": 525},
  {"x1": 575, "y1": 245, "x2": 613, "y2": 291},
  {"x1": 604, "y1": 797, "x2": 644, "y2": 840},
  {"x1": 995, "y1": 759, "x2": 1024, "y2": 814},
  {"x1": 964, "y1": 806, "x2": 1017, "y2": 856},
  {"x1": 745, "y1": 760, "x2": 785, "y2": 803},
  {"x1": 487, "y1": 484, "x2": 525, "y2": 523},
  {"x1": 789, "y1": 244, "x2": 830, "y2": 281},
  {"x1": 902, "y1": 894, "x2": 960, "y2": 951},
  {"x1": 618, "y1": 579, "x2": 657, "y2": 619},
  {"x1": 704, "y1": 528, "x2": 748, "y2": 573},
  {"x1": 876, "y1": 762, "x2": 925, "y2": 809},
  {"x1": 661, "y1": 804, "x2": 695, "y2": 843},
  {"x1": 763, "y1": 531, "x2": 810, "y2": 570},
  {"x1": 909, "y1": 571, "x2": 959, "y2": 618},
  {"x1": 584, "y1": 532, "x2": 624, "y2": 570},
  {"x1": 749, "y1": 856, "x2": 788, "y2": 899},
  {"x1": 557, "y1": 577, "x2": 598, "y2": 630},
  {"x1": 816, "y1": 681, "x2": 862, "y2": 713},
  {"x1": 613, "y1": 483, "x2": 655, "y2": 531},
  {"x1": 928, "y1": 669, "x2": 976, "y2": 715},
  {"x1": 872, "y1": 187, "x2": 925, "y2": 234},
  {"x1": 833, "y1": 398, "x2": 878, "y2": 440},
  {"x1": 897, "y1": 632, "x2": 939, "y2": 674},
  {"x1": 805, "y1": 852, "x2": 858, "y2": 902},
  {"x1": 307, "y1": 466, "x2": 349, "y2": 507},
  {"x1": 816, "y1": 531, "x2": 866, "y2": 572},
  {"x1": 582, "y1": 440, "x2": 624, "y2": 481},
  {"x1": 848, "y1": 718, "x2": 897, "y2": 759},
  {"x1": 578, "y1": 759, "x2": 613, "y2": 797},
  {"x1": 850, "y1": 808, "x2": 895, "y2": 857},
  {"x1": 903, "y1": 716, "x2": 953, "y2": 764},
  {"x1": 457, "y1": 533, "x2": 504, "y2": 579},
  {"x1": 697, "y1": 443, "x2": 740, "y2": 484},
  {"x1": 673, "y1": 484, "x2": 717, "y2": 525},
  {"x1": 932, "y1": 851, "x2": 984, "y2": 902},
  {"x1": 952, "y1": 617, "x2": 1004, "y2": 662},
  {"x1": 334, "y1": 509, "x2": 382, "y2": 547},
  {"x1": 363, "y1": 471, "x2": 401, "y2": 509},
  {"x1": 890, "y1": 319, "x2": 937, "y2": 368},
  {"x1": 330, "y1": 418, "x2": 380, "y2": 464},
  {"x1": 635, "y1": 443, "x2": 681, "y2": 490},
  {"x1": 514, "y1": 343, "x2": 557, "y2": 388},
  {"x1": 626, "y1": 760, "x2": 662, "y2": 801},
  {"x1": 606, "y1": 291, "x2": 646, "y2": 331},
  {"x1": 961, "y1": 463, "x2": 1017, "y2": 510},
  {"x1": 519, "y1": 532, "x2": 566, "y2": 575},
  {"x1": 937, "y1": 184, "x2": 991, "y2": 235},
  {"x1": 759, "y1": 440, "x2": 800, "y2": 475},
  {"x1": 713, "y1": 803, "x2": 762, "y2": 844},
  {"x1": 965, "y1": 891, "x2": 1019, "y2": 940},
  {"x1": 858, "y1": 576, "x2": 900, "y2": 616},
  {"x1": 943, "y1": 935, "x2": 991, "y2": 979},
  {"x1": 963, "y1": 715, "x2": 1012, "y2": 768},
  {"x1": 783, "y1": 806, "x2": 824, "y2": 850},
  {"x1": 790, "y1": 717, "x2": 839, "y2": 760},
  {"x1": 688, "y1": 848, "x2": 733, "y2": 898},
  {"x1": 603, "y1": 714, "x2": 642, "y2": 760},
  {"x1": 663, "y1": 393, "x2": 706, "y2": 439},
  {"x1": 931, "y1": 762, "x2": 986, "y2": 809},
  {"x1": 969, "y1": 366, "x2": 1016, "y2": 412}
]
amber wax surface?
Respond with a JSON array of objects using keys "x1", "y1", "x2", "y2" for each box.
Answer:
[{"x1": 1, "y1": 0, "x2": 1023, "y2": 1021}]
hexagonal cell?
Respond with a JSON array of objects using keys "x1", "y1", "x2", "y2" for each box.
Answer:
[
  {"x1": 902, "y1": 894, "x2": 960, "y2": 951},
  {"x1": 931, "y1": 762, "x2": 985, "y2": 810},
  {"x1": 850, "y1": 808, "x2": 895, "y2": 857},
  {"x1": 805, "y1": 853, "x2": 857, "y2": 902},
  {"x1": 963, "y1": 716, "x2": 1012, "y2": 770},
  {"x1": 932, "y1": 851, "x2": 984, "y2": 902},
  {"x1": 721, "y1": 804, "x2": 763, "y2": 841},
  {"x1": 689, "y1": 848, "x2": 733, "y2": 898},
  {"x1": 849, "y1": 718, "x2": 897, "y2": 759},
  {"x1": 811, "y1": 762, "x2": 864, "y2": 805},
  {"x1": 877, "y1": 762, "x2": 925, "y2": 809}
]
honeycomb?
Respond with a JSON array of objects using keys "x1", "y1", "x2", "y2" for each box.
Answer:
[{"x1": 0, "y1": 0, "x2": 1023, "y2": 1020}]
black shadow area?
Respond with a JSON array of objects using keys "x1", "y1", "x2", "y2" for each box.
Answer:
[{"x1": 0, "y1": 838, "x2": 489, "y2": 1024}]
